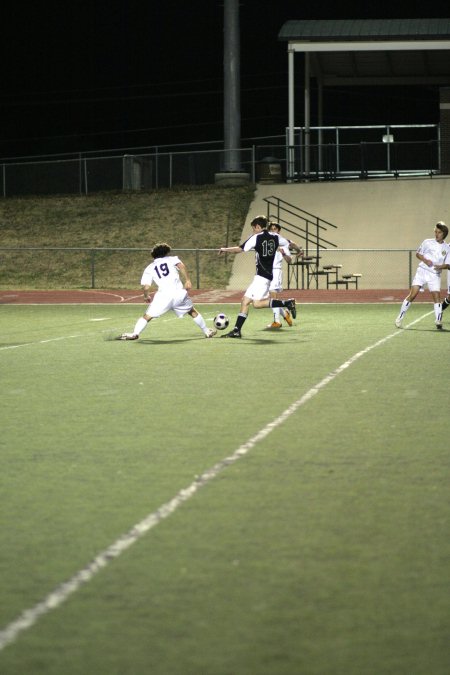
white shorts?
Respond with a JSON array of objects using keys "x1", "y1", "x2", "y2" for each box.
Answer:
[
  {"x1": 411, "y1": 266, "x2": 441, "y2": 293},
  {"x1": 147, "y1": 289, "x2": 193, "y2": 318},
  {"x1": 269, "y1": 268, "x2": 283, "y2": 292},
  {"x1": 244, "y1": 275, "x2": 271, "y2": 301}
]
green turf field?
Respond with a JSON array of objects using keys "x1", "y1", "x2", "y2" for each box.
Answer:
[{"x1": 0, "y1": 303, "x2": 448, "y2": 675}]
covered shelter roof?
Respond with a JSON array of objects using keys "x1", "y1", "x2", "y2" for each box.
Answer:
[
  {"x1": 277, "y1": 18, "x2": 450, "y2": 179},
  {"x1": 278, "y1": 18, "x2": 450, "y2": 86}
]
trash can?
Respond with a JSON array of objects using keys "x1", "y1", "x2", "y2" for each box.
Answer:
[{"x1": 257, "y1": 157, "x2": 283, "y2": 184}]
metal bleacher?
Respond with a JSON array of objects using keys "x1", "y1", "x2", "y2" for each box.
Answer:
[{"x1": 264, "y1": 195, "x2": 361, "y2": 290}]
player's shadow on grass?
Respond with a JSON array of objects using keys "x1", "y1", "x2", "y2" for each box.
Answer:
[
  {"x1": 220, "y1": 332, "x2": 306, "y2": 344},
  {"x1": 246, "y1": 337, "x2": 289, "y2": 344},
  {"x1": 406, "y1": 326, "x2": 448, "y2": 332},
  {"x1": 138, "y1": 337, "x2": 201, "y2": 345},
  {"x1": 255, "y1": 337, "x2": 305, "y2": 344},
  {"x1": 105, "y1": 331, "x2": 306, "y2": 345},
  {"x1": 104, "y1": 333, "x2": 198, "y2": 345}
]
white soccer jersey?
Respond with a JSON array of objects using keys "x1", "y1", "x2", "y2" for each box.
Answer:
[
  {"x1": 445, "y1": 242, "x2": 450, "y2": 292},
  {"x1": 272, "y1": 250, "x2": 283, "y2": 270},
  {"x1": 269, "y1": 250, "x2": 284, "y2": 292},
  {"x1": 416, "y1": 238, "x2": 448, "y2": 275},
  {"x1": 140, "y1": 255, "x2": 185, "y2": 292},
  {"x1": 272, "y1": 238, "x2": 294, "y2": 271}
]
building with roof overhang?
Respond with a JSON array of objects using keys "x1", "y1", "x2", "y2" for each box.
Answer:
[{"x1": 278, "y1": 18, "x2": 450, "y2": 179}]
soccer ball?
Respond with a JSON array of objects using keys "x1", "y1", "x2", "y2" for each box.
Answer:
[{"x1": 214, "y1": 313, "x2": 229, "y2": 330}]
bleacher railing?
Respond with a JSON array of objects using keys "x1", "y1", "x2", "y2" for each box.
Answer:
[
  {"x1": 263, "y1": 195, "x2": 338, "y2": 265},
  {"x1": 286, "y1": 124, "x2": 440, "y2": 180}
]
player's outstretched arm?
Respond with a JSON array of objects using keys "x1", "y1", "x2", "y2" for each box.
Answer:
[
  {"x1": 279, "y1": 247, "x2": 292, "y2": 265},
  {"x1": 290, "y1": 241, "x2": 304, "y2": 257},
  {"x1": 219, "y1": 246, "x2": 242, "y2": 255}
]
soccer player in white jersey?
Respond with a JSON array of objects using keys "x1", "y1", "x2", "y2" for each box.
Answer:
[
  {"x1": 266, "y1": 222, "x2": 303, "y2": 328},
  {"x1": 119, "y1": 243, "x2": 216, "y2": 340},
  {"x1": 435, "y1": 237, "x2": 450, "y2": 318},
  {"x1": 218, "y1": 215, "x2": 297, "y2": 338},
  {"x1": 395, "y1": 222, "x2": 449, "y2": 330}
]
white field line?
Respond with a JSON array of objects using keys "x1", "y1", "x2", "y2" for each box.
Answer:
[
  {"x1": 0, "y1": 335, "x2": 84, "y2": 351},
  {"x1": 0, "y1": 311, "x2": 431, "y2": 652},
  {"x1": 0, "y1": 316, "x2": 185, "y2": 352}
]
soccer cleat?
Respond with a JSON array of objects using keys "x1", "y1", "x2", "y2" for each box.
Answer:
[
  {"x1": 119, "y1": 333, "x2": 139, "y2": 340},
  {"x1": 395, "y1": 318, "x2": 403, "y2": 329},
  {"x1": 204, "y1": 328, "x2": 217, "y2": 338},
  {"x1": 221, "y1": 328, "x2": 241, "y2": 338},
  {"x1": 282, "y1": 309, "x2": 293, "y2": 327},
  {"x1": 435, "y1": 320, "x2": 443, "y2": 330},
  {"x1": 267, "y1": 321, "x2": 282, "y2": 329},
  {"x1": 286, "y1": 299, "x2": 297, "y2": 319}
]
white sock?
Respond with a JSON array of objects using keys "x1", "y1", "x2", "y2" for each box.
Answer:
[
  {"x1": 133, "y1": 317, "x2": 148, "y2": 336},
  {"x1": 192, "y1": 313, "x2": 207, "y2": 333},
  {"x1": 273, "y1": 308, "x2": 281, "y2": 321},
  {"x1": 398, "y1": 299, "x2": 410, "y2": 320},
  {"x1": 434, "y1": 303, "x2": 442, "y2": 322}
]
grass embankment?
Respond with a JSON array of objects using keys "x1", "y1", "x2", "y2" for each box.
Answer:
[{"x1": 0, "y1": 184, "x2": 255, "y2": 289}]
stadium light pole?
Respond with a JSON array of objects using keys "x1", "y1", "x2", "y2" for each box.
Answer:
[
  {"x1": 223, "y1": 0, "x2": 241, "y2": 172},
  {"x1": 216, "y1": 0, "x2": 249, "y2": 184}
]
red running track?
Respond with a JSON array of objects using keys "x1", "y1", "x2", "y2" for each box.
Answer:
[{"x1": 0, "y1": 288, "x2": 429, "y2": 305}]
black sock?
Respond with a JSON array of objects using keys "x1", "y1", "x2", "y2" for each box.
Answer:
[
  {"x1": 442, "y1": 297, "x2": 450, "y2": 311},
  {"x1": 270, "y1": 299, "x2": 287, "y2": 308},
  {"x1": 235, "y1": 314, "x2": 247, "y2": 331}
]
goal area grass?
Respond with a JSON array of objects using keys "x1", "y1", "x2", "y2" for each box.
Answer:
[{"x1": 0, "y1": 302, "x2": 448, "y2": 675}]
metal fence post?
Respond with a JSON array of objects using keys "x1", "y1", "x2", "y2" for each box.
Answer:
[
  {"x1": 336, "y1": 128, "x2": 340, "y2": 174},
  {"x1": 91, "y1": 250, "x2": 96, "y2": 288},
  {"x1": 84, "y1": 158, "x2": 88, "y2": 195},
  {"x1": 195, "y1": 249, "x2": 200, "y2": 289}
]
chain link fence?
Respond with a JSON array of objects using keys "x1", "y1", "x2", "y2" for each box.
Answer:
[
  {"x1": 0, "y1": 248, "x2": 232, "y2": 290},
  {"x1": 0, "y1": 125, "x2": 441, "y2": 198},
  {"x1": 1, "y1": 247, "x2": 446, "y2": 291}
]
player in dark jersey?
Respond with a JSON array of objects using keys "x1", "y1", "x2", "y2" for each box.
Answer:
[{"x1": 218, "y1": 215, "x2": 297, "y2": 338}]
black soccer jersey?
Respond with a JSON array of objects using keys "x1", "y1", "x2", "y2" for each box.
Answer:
[{"x1": 240, "y1": 230, "x2": 289, "y2": 281}]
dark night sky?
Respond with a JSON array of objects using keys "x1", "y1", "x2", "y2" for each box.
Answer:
[{"x1": 1, "y1": 0, "x2": 450, "y2": 158}]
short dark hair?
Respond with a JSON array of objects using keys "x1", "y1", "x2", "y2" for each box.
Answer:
[
  {"x1": 151, "y1": 242, "x2": 171, "y2": 259},
  {"x1": 269, "y1": 221, "x2": 281, "y2": 232},
  {"x1": 436, "y1": 222, "x2": 449, "y2": 239},
  {"x1": 251, "y1": 215, "x2": 268, "y2": 229}
]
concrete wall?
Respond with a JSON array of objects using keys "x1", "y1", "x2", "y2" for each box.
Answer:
[{"x1": 228, "y1": 177, "x2": 450, "y2": 290}]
